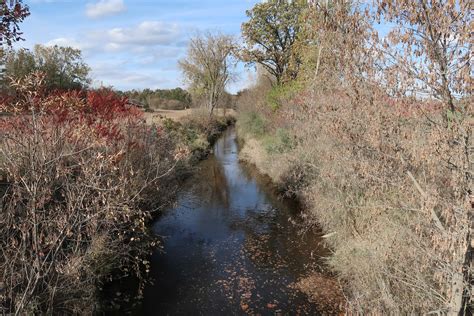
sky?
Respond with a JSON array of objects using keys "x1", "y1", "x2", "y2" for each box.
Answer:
[{"x1": 16, "y1": 0, "x2": 262, "y2": 93}]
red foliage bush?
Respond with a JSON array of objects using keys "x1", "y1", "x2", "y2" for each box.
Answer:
[{"x1": 0, "y1": 74, "x2": 184, "y2": 314}]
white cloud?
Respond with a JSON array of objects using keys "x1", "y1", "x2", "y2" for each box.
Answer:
[
  {"x1": 47, "y1": 21, "x2": 183, "y2": 54},
  {"x1": 105, "y1": 21, "x2": 181, "y2": 47},
  {"x1": 86, "y1": 0, "x2": 126, "y2": 19},
  {"x1": 43, "y1": 20, "x2": 187, "y2": 90},
  {"x1": 45, "y1": 37, "x2": 89, "y2": 50}
]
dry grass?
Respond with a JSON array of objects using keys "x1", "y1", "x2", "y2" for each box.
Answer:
[
  {"x1": 237, "y1": 83, "x2": 472, "y2": 313},
  {"x1": 235, "y1": 1, "x2": 472, "y2": 312},
  {"x1": 144, "y1": 108, "x2": 236, "y2": 125}
]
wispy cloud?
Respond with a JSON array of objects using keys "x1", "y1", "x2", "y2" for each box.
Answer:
[
  {"x1": 45, "y1": 37, "x2": 90, "y2": 51},
  {"x1": 90, "y1": 60, "x2": 174, "y2": 89},
  {"x1": 86, "y1": 0, "x2": 126, "y2": 19}
]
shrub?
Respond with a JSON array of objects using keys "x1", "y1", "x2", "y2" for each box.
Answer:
[
  {"x1": 237, "y1": 111, "x2": 266, "y2": 138},
  {"x1": 0, "y1": 73, "x2": 185, "y2": 314},
  {"x1": 266, "y1": 81, "x2": 302, "y2": 110},
  {"x1": 236, "y1": 0, "x2": 472, "y2": 313},
  {"x1": 238, "y1": 84, "x2": 472, "y2": 314}
]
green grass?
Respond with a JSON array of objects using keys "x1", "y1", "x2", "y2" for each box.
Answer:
[
  {"x1": 266, "y1": 81, "x2": 303, "y2": 110},
  {"x1": 238, "y1": 111, "x2": 266, "y2": 138},
  {"x1": 262, "y1": 128, "x2": 294, "y2": 154}
]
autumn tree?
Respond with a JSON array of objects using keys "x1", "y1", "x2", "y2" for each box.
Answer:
[
  {"x1": 3, "y1": 45, "x2": 90, "y2": 90},
  {"x1": 376, "y1": 0, "x2": 472, "y2": 114},
  {"x1": 374, "y1": 1, "x2": 472, "y2": 314},
  {"x1": 0, "y1": 0, "x2": 30, "y2": 46},
  {"x1": 179, "y1": 32, "x2": 235, "y2": 115},
  {"x1": 0, "y1": 0, "x2": 30, "y2": 85},
  {"x1": 33, "y1": 45, "x2": 90, "y2": 90},
  {"x1": 1, "y1": 48, "x2": 33, "y2": 83},
  {"x1": 240, "y1": 0, "x2": 306, "y2": 85}
]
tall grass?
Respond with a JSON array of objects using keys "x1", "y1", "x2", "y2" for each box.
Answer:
[{"x1": 237, "y1": 83, "x2": 472, "y2": 313}]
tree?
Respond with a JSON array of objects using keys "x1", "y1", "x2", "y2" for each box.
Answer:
[
  {"x1": 1, "y1": 47, "x2": 34, "y2": 84},
  {"x1": 121, "y1": 87, "x2": 193, "y2": 110},
  {"x1": 0, "y1": 0, "x2": 30, "y2": 46},
  {"x1": 179, "y1": 32, "x2": 235, "y2": 115},
  {"x1": 240, "y1": 0, "x2": 306, "y2": 85},
  {"x1": 376, "y1": 0, "x2": 472, "y2": 114},
  {"x1": 3, "y1": 45, "x2": 90, "y2": 90},
  {"x1": 33, "y1": 45, "x2": 90, "y2": 90}
]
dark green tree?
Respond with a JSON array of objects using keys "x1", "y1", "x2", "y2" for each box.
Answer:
[{"x1": 240, "y1": 0, "x2": 306, "y2": 85}]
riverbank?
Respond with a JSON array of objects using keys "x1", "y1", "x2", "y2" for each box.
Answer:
[
  {"x1": 139, "y1": 127, "x2": 344, "y2": 314},
  {"x1": 160, "y1": 110, "x2": 236, "y2": 163},
  {"x1": 99, "y1": 112, "x2": 236, "y2": 313},
  {"x1": 0, "y1": 83, "x2": 235, "y2": 314},
  {"x1": 235, "y1": 84, "x2": 471, "y2": 313}
]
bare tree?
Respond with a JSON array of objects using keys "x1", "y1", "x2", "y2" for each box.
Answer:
[{"x1": 179, "y1": 33, "x2": 235, "y2": 115}]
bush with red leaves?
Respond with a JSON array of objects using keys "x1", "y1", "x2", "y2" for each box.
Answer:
[{"x1": 0, "y1": 73, "x2": 187, "y2": 314}]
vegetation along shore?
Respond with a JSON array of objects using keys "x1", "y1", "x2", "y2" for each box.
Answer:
[{"x1": 1, "y1": 0, "x2": 472, "y2": 314}]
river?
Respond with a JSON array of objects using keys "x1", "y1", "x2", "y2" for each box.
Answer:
[{"x1": 140, "y1": 127, "x2": 337, "y2": 315}]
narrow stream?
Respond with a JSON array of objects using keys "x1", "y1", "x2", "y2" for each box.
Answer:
[{"x1": 142, "y1": 127, "x2": 332, "y2": 315}]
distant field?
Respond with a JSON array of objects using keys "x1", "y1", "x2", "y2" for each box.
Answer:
[{"x1": 144, "y1": 108, "x2": 236, "y2": 124}]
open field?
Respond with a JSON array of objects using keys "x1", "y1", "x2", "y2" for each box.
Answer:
[{"x1": 144, "y1": 108, "x2": 236, "y2": 124}]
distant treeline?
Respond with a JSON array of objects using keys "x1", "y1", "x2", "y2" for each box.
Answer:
[
  {"x1": 119, "y1": 88, "x2": 192, "y2": 110},
  {"x1": 119, "y1": 88, "x2": 237, "y2": 111},
  {"x1": 0, "y1": 45, "x2": 236, "y2": 112}
]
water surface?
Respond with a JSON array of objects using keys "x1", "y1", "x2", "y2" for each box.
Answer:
[{"x1": 143, "y1": 128, "x2": 331, "y2": 315}]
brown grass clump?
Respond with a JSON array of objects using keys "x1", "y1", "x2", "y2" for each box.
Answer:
[{"x1": 292, "y1": 90, "x2": 471, "y2": 314}]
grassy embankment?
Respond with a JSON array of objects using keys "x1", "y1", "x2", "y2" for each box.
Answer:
[
  {"x1": 155, "y1": 108, "x2": 236, "y2": 162},
  {"x1": 236, "y1": 82, "x2": 472, "y2": 313}
]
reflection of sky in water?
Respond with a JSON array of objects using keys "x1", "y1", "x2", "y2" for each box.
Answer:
[
  {"x1": 154, "y1": 129, "x2": 272, "y2": 242},
  {"x1": 144, "y1": 127, "x2": 329, "y2": 315}
]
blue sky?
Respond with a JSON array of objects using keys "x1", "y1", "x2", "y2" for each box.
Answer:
[{"x1": 16, "y1": 0, "x2": 261, "y2": 92}]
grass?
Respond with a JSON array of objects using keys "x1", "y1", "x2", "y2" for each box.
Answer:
[
  {"x1": 237, "y1": 111, "x2": 266, "y2": 138},
  {"x1": 236, "y1": 82, "x2": 472, "y2": 314},
  {"x1": 262, "y1": 128, "x2": 294, "y2": 154}
]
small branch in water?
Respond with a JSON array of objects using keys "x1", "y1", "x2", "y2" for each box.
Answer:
[{"x1": 322, "y1": 232, "x2": 337, "y2": 239}]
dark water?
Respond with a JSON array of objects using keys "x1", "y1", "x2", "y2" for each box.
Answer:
[{"x1": 142, "y1": 128, "x2": 330, "y2": 315}]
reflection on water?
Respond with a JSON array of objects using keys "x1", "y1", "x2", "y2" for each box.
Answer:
[{"x1": 142, "y1": 127, "x2": 330, "y2": 315}]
